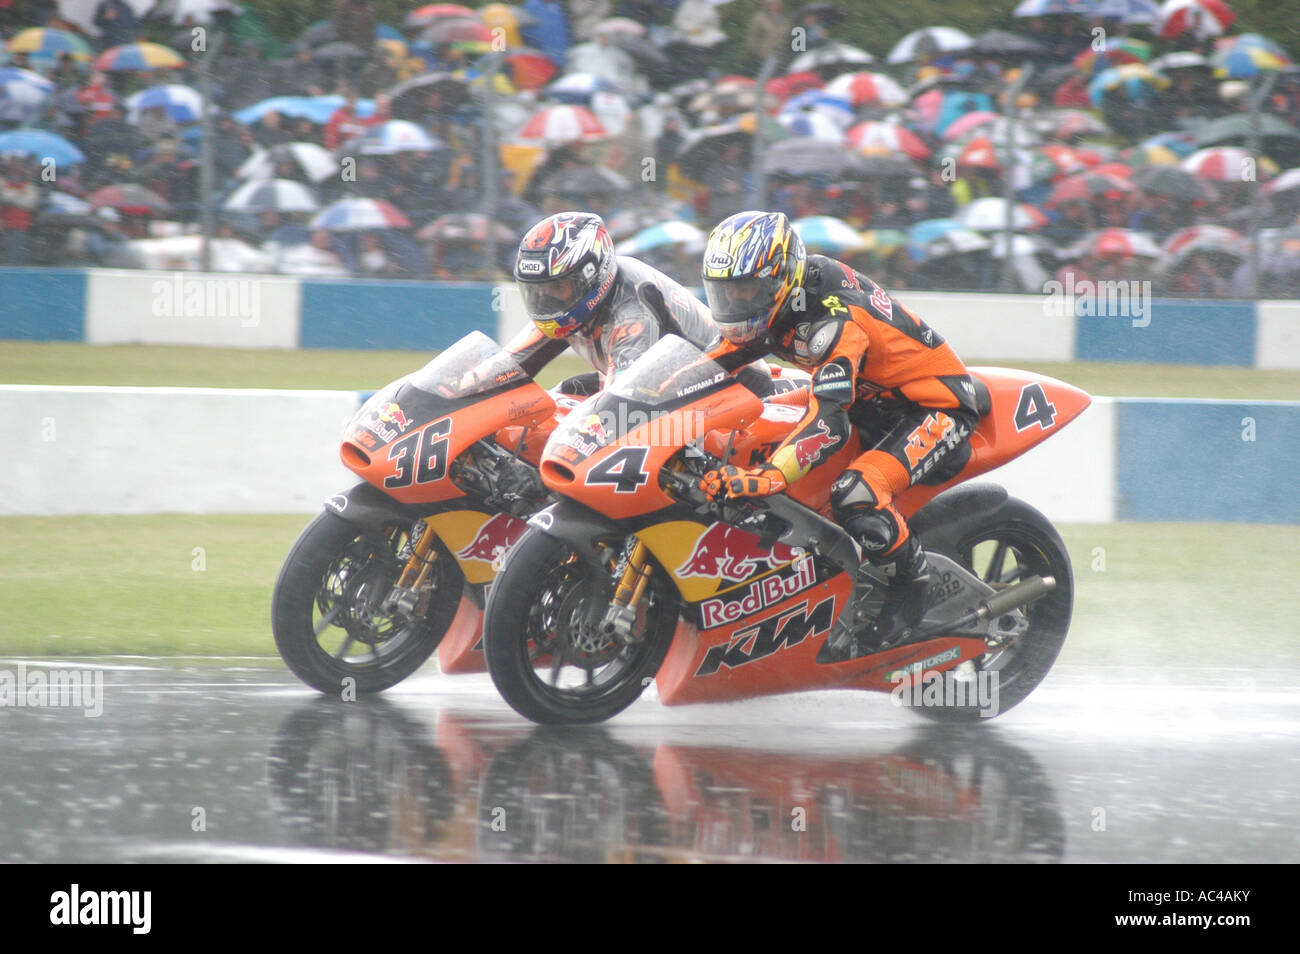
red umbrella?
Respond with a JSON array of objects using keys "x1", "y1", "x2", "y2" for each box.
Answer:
[
  {"x1": 942, "y1": 110, "x2": 1001, "y2": 142},
  {"x1": 957, "y1": 135, "x2": 1001, "y2": 170},
  {"x1": 1046, "y1": 171, "x2": 1136, "y2": 208},
  {"x1": 1181, "y1": 146, "x2": 1276, "y2": 181},
  {"x1": 504, "y1": 49, "x2": 558, "y2": 91},
  {"x1": 405, "y1": 4, "x2": 476, "y2": 29},
  {"x1": 89, "y1": 184, "x2": 169, "y2": 215},
  {"x1": 1081, "y1": 228, "x2": 1162, "y2": 259},
  {"x1": 846, "y1": 121, "x2": 930, "y2": 161},
  {"x1": 518, "y1": 105, "x2": 607, "y2": 145},
  {"x1": 1092, "y1": 161, "x2": 1135, "y2": 179},
  {"x1": 1158, "y1": 0, "x2": 1236, "y2": 40},
  {"x1": 1040, "y1": 144, "x2": 1105, "y2": 179},
  {"x1": 765, "y1": 71, "x2": 824, "y2": 105}
]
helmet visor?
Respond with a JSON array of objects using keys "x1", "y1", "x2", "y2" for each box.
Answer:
[
  {"x1": 704, "y1": 275, "x2": 780, "y2": 344},
  {"x1": 520, "y1": 274, "x2": 588, "y2": 327}
]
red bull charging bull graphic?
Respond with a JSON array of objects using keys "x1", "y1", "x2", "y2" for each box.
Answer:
[
  {"x1": 793, "y1": 419, "x2": 840, "y2": 470},
  {"x1": 676, "y1": 523, "x2": 802, "y2": 581},
  {"x1": 456, "y1": 513, "x2": 528, "y2": 568}
]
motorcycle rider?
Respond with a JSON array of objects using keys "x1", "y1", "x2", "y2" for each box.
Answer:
[
  {"x1": 506, "y1": 210, "x2": 775, "y2": 397},
  {"x1": 696, "y1": 210, "x2": 981, "y2": 650}
]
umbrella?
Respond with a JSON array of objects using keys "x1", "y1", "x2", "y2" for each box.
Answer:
[
  {"x1": 546, "y1": 72, "x2": 626, "y2": 105},
  {"x1": 689, "y1": 78, "x2": 767, "y2": 117},
  {"x1": 1264, "y1": 169, "x2": 1300, "y2": 195},
  {"x1": 1012, "y1": 0, "x2": 1095, "y2": 14},
  {"x1": 125, "y1": 85, "x2": 205, "y2": 124},
  {"x1": 311, "y1": 198, "x2": 411, "y2": 231},
  {"x1": 1192, "y1": 113, "x2": 1300, "y2": 150},
  {"x1": 1150, "y1": 51, "x2": 1211, "y2": 72},
  {"x1": 497, "y1": 49, "x2": 560, "y2": 91},
  {"x1": 1139, "y1": 130, "x2": 1197, "y2": 157},
  {"x1": 942, "y1": 110, "x2": 1001, "y2": 142},
  {"x1": 1036, "y1": 109, "x2": 1112, "y2": 140},
  {"x1": 765, "y1": 71, "x2": 825, "y2": 104},
  {"x1": 1075, "y1": 228, "x2": 1162, "y2": 258},
  {"x1": 93, "y1": 42, "x2": 185, "y2": 72},
  {"x1": 42, "y1": 191, "x2": 92, "y2": 216},
  {"x1": 822, "y1": 71, "x2": 907, "y2": 108},
  {"x1": 1181, "y1": 147, "x2": 1277, "y2": 182},
  {"x1": 969, "y1": 30, "x2": 1050, "y2": 58},
  {"x1": 907, "y1": 219, "x2": 990, "y2": 262},
  {"x1": 1217, "y1": 32, "x2": 1290, "y2": 62},
  {"x1": 887, "y1": 27, "x2": 973, "y2": 64},
  {"x1": 846, "y1": 121, "x2": 930, "y2": 161},
  {"x1": 1045, "y1": 170, "x2": 1136, "y2": 207},
  {"x1": 235, "y1": 95, "x2": 375, "y2": 126},
  {"x1": 763, "y1": 139, "x2": 867, "y2": 177},
  {"x1": 223, "y1": 178, "x2": 319, "y2": 213},
  {"x1": 1157, "y1": 0, "x2": 1235, "y2": 40},
  {"x1": 615, "y1": 221, "x2": 706, "y2": 257},
  {"x1": 420, "y1": 19, "x2": 493, "y2": 47},
  {"x1": 1211, "y1": 46, "x2": 1288, "y2": 79},
  {"x1": 788, "y1": 42, "x2": 875, "y2": 75},
  {"x1": 388, "y1": 73, "x2": 470, "y2": 118},
  {"x1": 988, "y1": 232, "x2": 1054, "y2": 259},
  {"x1": 1072, "y1": 37, "x2": 1153, "y2": 72},
  {"x1": 1092, "y1": 0, "x2": 1162, "y2": 22},
  {"x1": 517, "y1": 105, "x2": 607, "y2": 145},
  {"x1": 237, "y1": 142, "x2": 338, "y2": 183},
  {"x1": 89, "y1": 184, "x2": 170, "y2": 215},
  {"x1": 349, "y1": 120, "x2": 445, "y2": 155},
  {"x1": 0, "y1": 128, "x2": 84, "y2": 166},
  {"x1": 537, "y1": 164, "x2": 630, "y2": 198},
  {"x1": 0, "y1": 67, "x2": 54, "y2": 122},
  {"x1": 405, "y1": 4, "x2": 476, "y2": 28},
  {"x1": 594, "y1": 17, "x2": 647, "y2": 39},
  {"x1": 957, "y1": 198, "x2": 1048, "y2": 232},
  {"x1": 777, "y1": 108, "x2": 848, "y2": 142},
  {"x1": 5, "y1": 27, "x2": 93, "y2": 63},
  {"x1": 1087, "y1": 63, "x2": 1170, "y2": 105},
  {"x1": 855, "y1": 151, "x2": 922, "y2": 178},
  {"x1": 1161, "y1": 224, "x2": 1245, "y2": 258},
  {"x1": 793, "y1": 215, "x2": 869, "y2": 254},
  {"x1": 1039, "y1": 143, "x2": 1106, "y2": 178},
  {"x1": 1123, "y1": 143, "x2": 1181, "y2": 166},
  {"x1": 417, "y1": 212, "x2": 517, "y2": 244}
]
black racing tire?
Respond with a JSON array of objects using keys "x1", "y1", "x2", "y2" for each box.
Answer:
[
  {"x1": 483, "y1": 528, "x2": 678, "y2": 725},
  {"x1": 912, "y1": 497, "x2": 1073, "y2": 722},
  {"x1": 272, "y1": 511, "x2": 463, "y2": 695}
]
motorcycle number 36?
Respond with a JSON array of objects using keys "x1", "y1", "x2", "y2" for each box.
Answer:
[
  {"x1": 585, "y1": 446, "x2": 650, "y2": 493},
  {"x1": 384, "y1": 418, "x2": 452, "y2": 489}
]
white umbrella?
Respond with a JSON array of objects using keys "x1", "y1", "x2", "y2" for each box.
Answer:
[
  {"x1": 223, "y1": 178, "x2": 319, "y2": 213},
  {"x1": 887, "y1": 27, "x2": 973, "y2": 64},
  {"x1": 789, "y1": 42, "x2": 875, "y2": 74},
  {"x1": 237, "y1": 143, "x2": 338, "y2": 183}
]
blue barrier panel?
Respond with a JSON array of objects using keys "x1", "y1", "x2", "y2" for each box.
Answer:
[
  {"x1": 0, "y1": 268, "x2": 86, "y2": 341},
  {"x1": 300, "y1": 279, "x2": 496, "y2": 350},
  {"x1": 1075, "y1": 298, "x2": 1255, "y2": 365},
  {"x1": 1116, "y1": 399, "x2": 1300, "y2": 523}
]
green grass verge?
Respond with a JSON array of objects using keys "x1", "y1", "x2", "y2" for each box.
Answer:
[
  {"x1": 2, "y1": 515, "x2": 1296, "y2": 666},
  {"x1": 3, "y1": 341, "x2": 1299, "y2": 400}
]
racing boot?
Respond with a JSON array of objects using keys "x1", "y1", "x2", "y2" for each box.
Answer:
[{"x1": 863, "y1": 535, "x2": 931, "y2": 650}]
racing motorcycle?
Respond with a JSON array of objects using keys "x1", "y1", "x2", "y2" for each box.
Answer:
[
  {"x1": 271, "y1": 331, "x2": 564, "y2": 693},
  {"x1": 482, "y1": 335, "x2": 1090, "y2": 725}
]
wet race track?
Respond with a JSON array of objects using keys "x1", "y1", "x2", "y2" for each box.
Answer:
[{"x1": 2, "y1": 657, "x2": 1297, "y2": 864}]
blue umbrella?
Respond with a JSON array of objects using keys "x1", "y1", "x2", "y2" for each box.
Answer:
[
  {"x1": 780, "y1": 89, "x2": 855, "y2": 129},
  {"x1": 234, "y1": 95, "x2": 375, "y2": 125},
  {"x1": 546, "y1": 72, "x2": 624, "y2": 105},
  {"x1": 907, "y1": 218, "x2": 990, "y2": 262},
  {"x1": 1091, "y1": 0, "x2": 1160, "y2": 23},
  {"x1": 126, "y1": 85, "x2": 207, "y2": 123},
  {"x1": 934, "y1": 91, "x2": 994, "y2": 138},
  {"x1": 1012, "y1": 0, "x2": 1095, "y2": 15},
  {"x1": 0, "y1": 67, "x2": 54, "y2": 123},
  {"x1": 0, "y1": 128, "x2": 85, "y2": 166},
  {"x1": 1140, "y1": 131, "x2": 1197, "y2": 158}
]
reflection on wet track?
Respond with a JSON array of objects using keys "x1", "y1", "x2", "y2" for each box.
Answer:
[{"x1": 1, "y1": 662, "x2": 1296, "y2": 863}]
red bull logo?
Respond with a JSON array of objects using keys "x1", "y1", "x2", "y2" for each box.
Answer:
[
  {"x1": 578, "y1": 413, "x2": 609, "y2": 443},
  {"x1": 456, "y1": 513, "x2": 528, "y2": 568},
  {"x1": 376, "y1": 402, "x2": 411, "y2": 431},
  {"x1": 793, "y1": 419, "x2": 840, "y2": 470},
  {"x1": 676, "y1": 523, "x2": 802, "y2": 581}
]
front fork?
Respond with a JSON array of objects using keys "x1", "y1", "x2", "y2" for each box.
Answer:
[
  {"x1": 382, "y1": 520, "x2": 441, "y2": 617},
  {"x1": 596, "y1": 540, "x2": 654, "y2": 644}
]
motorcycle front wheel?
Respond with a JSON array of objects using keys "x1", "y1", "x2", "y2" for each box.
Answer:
[
  {"x1": 272, "y1": 511, "x2": 464, "y2": 694},
  {"x1": 483, "y1": 528, "x2": 678, "y2": 725}
]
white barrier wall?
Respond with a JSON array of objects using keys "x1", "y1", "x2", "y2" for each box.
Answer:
[
  {"x1": 0, "y1": 386, "x2": 359, "y2": 515},
  {"x1": 894, "y1": 291, "x2": 1077, "y2": 362},
  {"x1": 85, "y1": 270, "x2": 301, "y2": 349},
  {"x1": 1255, "y1": 301, "x2": 1300, "y2": 370}
]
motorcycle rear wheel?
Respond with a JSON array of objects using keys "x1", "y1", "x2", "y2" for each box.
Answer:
[
  {"x1": 483, "y1": 529, "x2": 678, "y2": 725},
  {"x1": 913, "y1": 497, "x2": 1073, "y2": 722},
  {"x1": 272, "y1": 511, "x2": 463, "y2": 694}
]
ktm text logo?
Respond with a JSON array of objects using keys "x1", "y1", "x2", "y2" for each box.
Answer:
[{"x1": 695, "y1": 596, "x2": 835, "y2": 676}]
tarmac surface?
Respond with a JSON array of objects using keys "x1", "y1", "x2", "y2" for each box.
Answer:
[{"x1": 2, "y1": 657, "x2": 1296, "y2": 863}]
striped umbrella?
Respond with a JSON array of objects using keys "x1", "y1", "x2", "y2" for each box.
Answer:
[
  {"x1": 0, "y1": 128, "x2": 84, "y2": 166},
  {"x1": 1216, "y1": 33, "x2": 1290, "y2": 62},
  {"x1": 1078, "y1": 228, "x2": 1162, "y2": 258},
  {"x1": 1157, "y1": 0, "x2": 1235, "y2": 40},
  {"x1": 615, "y1": 221, "x2": 707, "y2": 257},
  {"x1": 237, "y1": 143, "x2": 338, "y2": 183},
  {"x1": 1162, "y1": 224, "x2": 1245, "y2": 258},
  {"x1": 822, "y1": 71, "x2": 906, "y2": 107},
  {"x1": 1181, "y1": 147, "x2": 1277, "y2": 182},
  {"x1": 93, "y1": 42, "x2": 186, "y2": 72},
  {"x1": 1123, "y1": 143, "x2": 1181, "y2": 166},
  {"x1": 777, "y1": 110, "x2": 847, "y2": 143},
  {"x1": 1211, "y1": 46, "x2": 1287, "y2": 79},
  {"x1": 89, "y1": 184, "x2": 170, "y2": 215},
  {"x1": 349, "y1": 120, "x2": 444, "y2": 154},
  {"x1": 788, "y1": 42, "x2": 875, "y2": 74},
  {"x1": 846, "y1": 121, "x2": 930, "y2": 161},
  {"x1": 125, "y1": 85, "x2": 206, "y2": 124},
  {"x1": 0, "y1": 67, "x2": 53, "y2": 122},
  {"x1": 5, "y1": 27, "x2": 93, "y2": 63},
  {"x1": 887, "y1": 27, "x2": 972, "y2": 64},
  {"x1": 1072, "y1": 37, "x2": 1153, "y2": 72},
  {"x1": 1088, "y1": 63, "x2": 1170, "y2": 105},
  {"x1": 1046, "y1": 171, "x2": 1137, "y2": 207},
  {"x1": 794, "y1": 216, "x2": 870, "y2": 254},
  {"x1": 405, "y1": 4, "x2": 476, "y2": 28},
  {"x1": 517, "y1": 104, "x2": 607, "y2": 145},
  {"x1": 311, "y1": 198, "x2": 411, "y2": 231},
  {"x1": 224, "y1": 179, "x2": 319, "y2": 213}
]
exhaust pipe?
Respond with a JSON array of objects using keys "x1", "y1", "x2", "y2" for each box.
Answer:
[{"x1": 913, "y1": 575, "x2": 1056, "y2": 640}]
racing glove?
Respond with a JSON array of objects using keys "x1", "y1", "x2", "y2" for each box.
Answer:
[{"x1": 700, "y1": 464, "x2": 788, "y2": 501}]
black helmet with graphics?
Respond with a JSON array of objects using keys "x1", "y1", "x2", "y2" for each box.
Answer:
[
  {"x1": 701, "y1": 210, "x2": 806, "y2": 346},
  {"x1": 513, "y1": 212, "x2": 617, "y2": 339}
]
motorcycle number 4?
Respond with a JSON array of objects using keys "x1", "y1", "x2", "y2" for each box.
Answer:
[
  {"x1": 586, "y1": 446, "x2": 649, "y2": 493},
  {"x1": 384, "y1": 418, "x2": 452, "y2": 489},
  {"x1": 1013, "y1": 382, "x2": 1057, "y2": 432}
]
